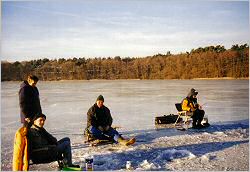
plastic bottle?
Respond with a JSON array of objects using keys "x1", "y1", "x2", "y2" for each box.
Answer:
[{"x1": 126, "y1": 161, "x2": 132, "y2": 170}]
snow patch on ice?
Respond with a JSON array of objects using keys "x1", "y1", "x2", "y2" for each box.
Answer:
[
  {"x1": 201, "y1": 155, "x2": 209, "y2": 162},
  {"x1": 136, "y1": 160, "x2": 158, "y2": 170},
  {"x1": 154, "y1": 149, "x2": 196, "y2": 162},
  {"x1": 214, "y1": 131, "x2": 227, "y2": 136}
]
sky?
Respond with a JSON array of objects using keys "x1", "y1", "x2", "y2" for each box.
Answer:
[{"x1": 1, "y1": 0, "x2": 249, "y2": 62}]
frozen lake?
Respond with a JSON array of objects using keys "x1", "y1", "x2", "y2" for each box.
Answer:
[{"x1": 1, "y1": 79, "x2": 249, "y2": 170}]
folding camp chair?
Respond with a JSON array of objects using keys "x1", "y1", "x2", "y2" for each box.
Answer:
[{"x1": 174, "y1": 103, "x2": 193, "y2": 127}]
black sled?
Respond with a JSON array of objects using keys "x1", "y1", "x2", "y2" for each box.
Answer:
[{"x1": 155, "y1": 114, "x2": 182, "y2": 125}]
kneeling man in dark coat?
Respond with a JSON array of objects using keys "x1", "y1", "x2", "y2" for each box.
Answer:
[{"x1": 86, "y1": 95, "x2": 136, "y2": 146}]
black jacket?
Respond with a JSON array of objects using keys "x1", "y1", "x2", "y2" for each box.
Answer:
[
  {"x1": 27, "y1": 125, "x2": 58, "y2": 163},
  {"x1": 87, "y1": 103, "x2": 113, "y2": 128},
  {"x1": 19, "y1": 81, "x2": 42, "y2": 120}
]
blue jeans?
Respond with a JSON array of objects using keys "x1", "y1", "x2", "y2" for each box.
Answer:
[
  {"x1": 56, "y1": 137, "x2": 72, "y2": 165},
  {"x1": 89, "y1": 126, "x2": 120, "y2": 141}
]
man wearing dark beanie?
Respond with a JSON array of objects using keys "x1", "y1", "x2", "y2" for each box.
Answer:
[
  {"x1": 27, "y1": 113, "x2": 79, "y2": 169},
  {"x1": 86, "y1": 95, "x2": 136, "y2": 146},
  {"x1": 96, "y1": 95, "x2": 104, "y2": 102}
]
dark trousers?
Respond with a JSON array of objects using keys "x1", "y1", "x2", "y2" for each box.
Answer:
[
  {"x1": 192, "y1": 109, "x2": 205, "y2": 126},
  {"x1": 56, "y1": 137, "x2": 72, "y2": 165}
]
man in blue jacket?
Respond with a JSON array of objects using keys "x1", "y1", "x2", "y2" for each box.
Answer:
[{"x1": 19, "y1": 75, "x2": 42, "y2": 125}]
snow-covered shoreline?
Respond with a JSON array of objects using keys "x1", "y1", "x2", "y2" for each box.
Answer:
[{"x1": 24, "y1": 120, "x2": 249, "y2": 171}]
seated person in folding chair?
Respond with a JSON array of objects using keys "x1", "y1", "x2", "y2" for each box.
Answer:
[
  {"x1": 182, "y1": 88, "x2": 205, "y2": 129},
  {"x1": 86, "y1": 95, "x2": 135, "y2": 146},
  {"x1": 27, "y1": 113, "x2": 79, "y2": 169}
]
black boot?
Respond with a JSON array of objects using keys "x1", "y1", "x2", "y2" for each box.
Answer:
[
  {"x1": 196, "y1": 123, "x2": 204, "y2": 129},
  {"x1": 192, "y1": 125, "x2": 198, "y2": 129},
  {"x1": 57, "y1": 160, "x2": 65, "y2": 170}
]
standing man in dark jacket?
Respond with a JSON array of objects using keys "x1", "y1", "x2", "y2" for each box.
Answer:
[
  {"x1": 28, "y1": 113, "x2": 79, "y2": 168},
  {"x1": 86, "y1": 95, "x2": 135, "y2": 146},
  {"x1": 182, "y1": 88, "x2": 205, "y2": 129},
  {"x1": 19, "y1": 75, "x2": 42, "y2": 125}
]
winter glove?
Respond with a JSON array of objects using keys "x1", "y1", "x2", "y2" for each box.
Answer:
[
  {"x1": 98, "y1": 126, "x2": 104, "y2": 131},
  {"x1": 104, "y1": 125, "x2": 110, "y2": 131}
]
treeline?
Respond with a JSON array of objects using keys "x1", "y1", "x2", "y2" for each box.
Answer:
[{"x1": 1, "y1": 44, "x2": 249, "y2": 81}]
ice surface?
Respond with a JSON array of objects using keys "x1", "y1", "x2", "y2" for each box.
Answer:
[{"x1": 1, "y1": 80, "x2": 249, "y2": 170}]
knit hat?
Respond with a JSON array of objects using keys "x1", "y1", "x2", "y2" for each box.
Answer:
[
  {"x1": 96, "y1": 95, "x2": 104, "y2": 102},
  {"x1": 191, "y1": 88, "x2": 198, "y2": 95},
  {"x1": 187, "y1": 88, "x2": 198, "y2": 98},
  {"x1": 33, "y1": 113, "x2": 46, "y2": 121}
]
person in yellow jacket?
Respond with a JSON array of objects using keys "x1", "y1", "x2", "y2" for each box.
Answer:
[
  {"x1": 13, "y1": 126, "x2": 29, "y2": 171},
  {"x1": 182, "y1": 88, "x2": 205, "y2": 129}
]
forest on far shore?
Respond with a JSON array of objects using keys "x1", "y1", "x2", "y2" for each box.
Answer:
[{"x1": 1, "y1": 44, "x2": 249, "y2": 81}]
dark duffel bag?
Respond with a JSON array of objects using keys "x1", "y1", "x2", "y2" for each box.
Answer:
[{"x1": 155, "y1": 114, "x2": 182, "y2": 125}]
